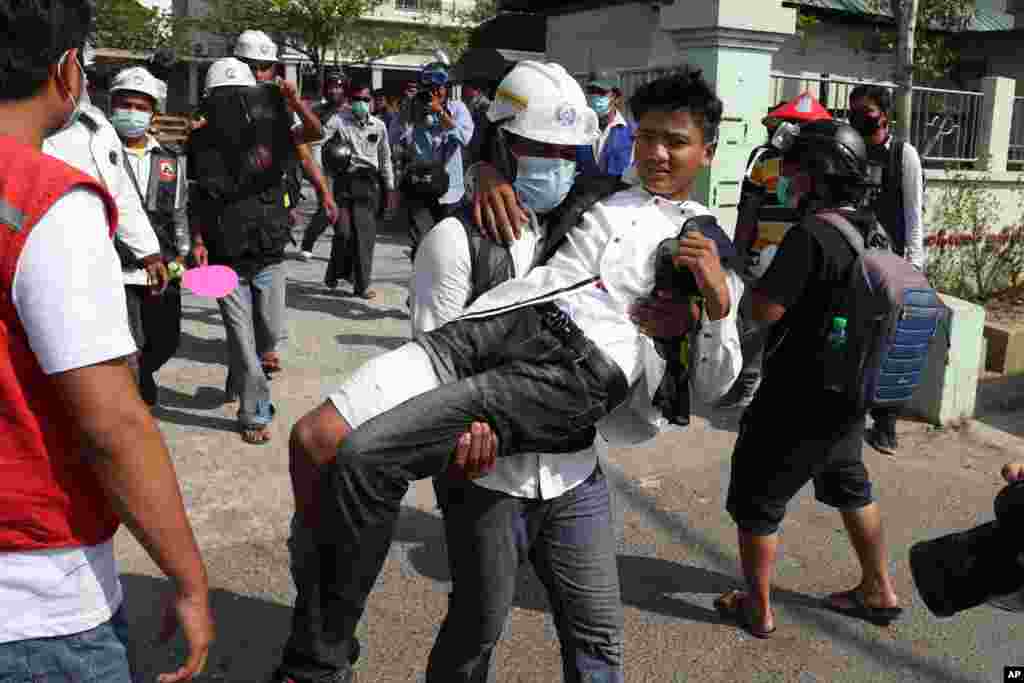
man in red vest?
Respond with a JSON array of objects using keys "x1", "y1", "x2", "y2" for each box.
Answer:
[{"x1": 0, "y1": 2, "x2": 213, "y2": 681}]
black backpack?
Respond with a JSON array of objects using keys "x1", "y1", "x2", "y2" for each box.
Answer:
[
  {"x1": 188, "y1": 84, "x2": 296, "y2": 202},
  {"x1": 816, "y1": 211, "x2": 945, "y2": 412}
]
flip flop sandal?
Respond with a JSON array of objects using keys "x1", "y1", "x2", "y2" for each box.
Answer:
[
  {"x1": 240, "y1": 426, "x2": 272, "y2": 445},
  {"x1": 714, "y1": 590, "x2": 776, "y2": 639},
  {"x1": 824, "y1": 589, "x2": 903, "y2": 626}
]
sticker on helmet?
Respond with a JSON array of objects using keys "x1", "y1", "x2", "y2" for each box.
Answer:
[
  {"x1": 495, "y1": 87, "x2": 528, "y2": 111},
  {"x1": 556, "y1": 104, "x2": 577, "y2": 127},
  {"x1": 225, "y1": 67, "x2": 236, "y2": 80},
  {"x1": 159, "y1": 159, "x2": 177, "y2": 181}
]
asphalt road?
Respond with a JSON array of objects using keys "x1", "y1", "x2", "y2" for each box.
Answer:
[{"x1": 115, "y1": 196, "x2": 1024, "y2": 683}]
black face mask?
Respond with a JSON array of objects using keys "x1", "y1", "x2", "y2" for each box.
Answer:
[{"x1": 849, "y1": 110, "x2": 883, "y2": 137}]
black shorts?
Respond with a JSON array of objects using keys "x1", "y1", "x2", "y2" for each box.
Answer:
[{"x1": 725, "y1": 391, "x2": 873, "y2": 536}]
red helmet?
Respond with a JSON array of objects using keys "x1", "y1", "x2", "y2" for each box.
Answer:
[{"x1": 762, "y1": 92, "x2": 832, "y2": 130}]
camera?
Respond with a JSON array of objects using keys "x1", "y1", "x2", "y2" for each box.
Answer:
[{"x1": 910, "y1": 481, "x2": 1024, "y2": 617}]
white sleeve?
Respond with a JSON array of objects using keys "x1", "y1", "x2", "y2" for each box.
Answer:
[
  {"x1": 410, "y1": 218, "x2": 473, "y2": 335},
  {"x1": 12, "y1": 188, "x2": 137, "y2": 375},
  {"x1": 690, "y1": 270, "x2": 744, "y2": 405},
  {"x1": 901, "y1": 142, "x2": 926, "y2": 270}
]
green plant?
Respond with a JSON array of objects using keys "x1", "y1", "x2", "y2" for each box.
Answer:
[{"x1": 925, "y1": 171, "x2": 1024, "y2": 302}]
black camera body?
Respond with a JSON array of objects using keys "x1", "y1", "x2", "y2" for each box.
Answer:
[{"x1": 910, "y1": 481, "x2": 1024, "y2": 617}]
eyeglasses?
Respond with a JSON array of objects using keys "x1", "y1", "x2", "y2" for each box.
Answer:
[
  {"x1": 510, "y1": 139, "x2": 577, "y2": 162},
  {"x1": 246, "y1": 61, "x2": 276, "y2": 72},
  {"x1": 351, "y1": 96, "x2": 372, "y2": 103}
]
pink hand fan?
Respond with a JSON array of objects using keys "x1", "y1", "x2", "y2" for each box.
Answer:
[{"x1": 181, "y1": 265, "x2": 239, "y2": 298}]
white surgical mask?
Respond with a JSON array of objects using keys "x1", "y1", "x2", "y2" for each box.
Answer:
[
  {"x1": 513, "y1": 155, "x2": 577, "y2": 214},
  {"x1": 49, "y1": 50, "x2": 90, "y2": 138},
  {"x1": 110, "y1": 109, "x2": 153, "y2": 139}
]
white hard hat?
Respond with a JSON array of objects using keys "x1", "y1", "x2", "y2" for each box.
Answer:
[
  {"x1": 110, "y1": 66, "x2": 167, "y2": 105},
  {"x1": 488, "y1": 61, "x2": 599, "y2": 147},
  {"x1": 205, "y1": 58, "x2": 256, "y2": 92},
  {"x1": 234, "y1": 29, "x2": 279, "y2": 63}
]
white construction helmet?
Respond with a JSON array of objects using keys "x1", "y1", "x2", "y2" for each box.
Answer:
[
  {"x1": 487, "y1": 61, "x2": 599, "y2": 147},
  {"x1": 235, "y1": 29, "x2": 279, "y2": 63},
  {"x1": 110, "y1": 66, "x2": 167, "y2": 106},
  {"x1": 205, "y1": 58, "x2": 256, "y2": 93}
]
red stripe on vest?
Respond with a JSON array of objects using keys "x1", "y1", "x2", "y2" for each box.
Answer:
[{"x1": 0, "y1": 135, "x2": 121, "y2": 552}]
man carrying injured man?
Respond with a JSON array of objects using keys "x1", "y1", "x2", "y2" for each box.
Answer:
[{"x1": 274, "y1": 63, "x2": 743, "y2": 683}]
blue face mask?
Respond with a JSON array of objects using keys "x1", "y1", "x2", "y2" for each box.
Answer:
[
  {"x1": 110, "y1": 108, "x2": 153, "y2": 139},
  {"x1": 514, "y1": 155, "x2": 577, "y2": 215},
  {"x1": 775, "y1": 176, "x2": 792, "y2": 206},
  {"x1": 588, "y1": 94, "x2": 611, "y2": 116}
]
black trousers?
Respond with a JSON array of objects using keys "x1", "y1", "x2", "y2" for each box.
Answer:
[
  {"x1": 325, "y1": 173, "x2": 381, "y2": 294},
  {"x1": 300, "y1": 207, "x2": 329, "y2": 253},
  {"x1": 280, "y1": 304, "x2": 629, "y2": 682},
  {"x1": 125, "y1": 282, "x2": 182, "y2": 378}
]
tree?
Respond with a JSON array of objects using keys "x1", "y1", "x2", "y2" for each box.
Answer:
[
  {"x1": 862, "y1": 0, "x2": 976, "y2": 135},
  {"x1": 196, "y1": 0, "x2": 422, "y2": 83},
  {"x1": 94, "y1": 0, "x2": 190, "y2": 54}
]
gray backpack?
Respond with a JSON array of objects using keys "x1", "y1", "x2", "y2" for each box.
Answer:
[{"x1": 817, "y1": 211, "x2": 946, "y2": 412}]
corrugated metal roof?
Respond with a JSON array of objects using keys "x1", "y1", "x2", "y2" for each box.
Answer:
[{"x1": 789, "y1": 0, "x2": 1014, "y2": 31}]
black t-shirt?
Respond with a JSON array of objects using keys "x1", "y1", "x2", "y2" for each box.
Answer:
[{"x1": 753, "y1": 211, "x2": 867, "y2": 424}]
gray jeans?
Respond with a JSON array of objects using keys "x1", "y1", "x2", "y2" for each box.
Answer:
[{"x1": 217, "y1": 261, "x2": 286, "y2": 427}]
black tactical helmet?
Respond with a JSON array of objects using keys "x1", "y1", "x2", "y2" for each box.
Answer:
[
  {"x1": 786, "y1": 119, "x2": 869, "y2": 184},
  {"x1": 321, "y1": 132, "x2": 352, "y2": 177}
]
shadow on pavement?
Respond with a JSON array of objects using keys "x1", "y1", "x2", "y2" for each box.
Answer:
[
  {"x1": 175, "y1": 331, "x2": 228, "y2": 366},
  {"x1": 601, "y1": 461, "x2": 982, "y2": 683},
  {"x1": 154, "y1": 405, "x2": 238, "y2": 434},
  {"x1": 159, "y1": 386, "x2": 230, "y2": 411},
  {"x1": 120, "y1": 574, "x2": 289, "y2": 683},
  {"x1": 691, "y1": 401, "x2": 742, "y2": 433},
  {"x1": 286, "y1": 282, "x2": 408, "y2": 322},
  {"x1": 397, "y1": 502, "x2": 733, "y2": 628},
  {"x1": 334, "y1": 334, "x2": 409, "y2": 351}
]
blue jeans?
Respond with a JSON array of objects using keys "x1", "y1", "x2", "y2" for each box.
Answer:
[
  {"x1": 218, "y1": 261, "x2": 286, "y2": 427},
  {"x1": 278, "y1": 306, "x2": 628, "y2": 682},
  {"x1": 0, "y1": 609, "x2": 132, "y2": 683},
  {"x1": 428, "y1": 466, "x2": 624, "y2": 683}
]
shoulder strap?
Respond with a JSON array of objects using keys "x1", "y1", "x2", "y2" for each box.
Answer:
[{"x1": 816, "y1": 210, "x2": 865, "y2": 255}]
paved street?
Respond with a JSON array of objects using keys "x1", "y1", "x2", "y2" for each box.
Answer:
[{"x1": 115, "y1": 196, "x2": 1024, "y2": 683}]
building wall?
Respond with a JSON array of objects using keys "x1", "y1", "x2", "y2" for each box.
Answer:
[
  {"x1": 772, "y1": 21, "x2": 895, "y2": 83},
  {"x1": 546, "y1": 3, "x2": 659, "y2": 73}
]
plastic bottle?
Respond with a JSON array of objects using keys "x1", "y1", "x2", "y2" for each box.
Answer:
[{"x1": 827, "y1": 316, "x2": 848, "y2": 351}]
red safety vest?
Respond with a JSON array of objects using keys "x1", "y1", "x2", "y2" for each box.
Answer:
[{"x1": 0, "y1": 135, "x2": 121, "y2": 552}]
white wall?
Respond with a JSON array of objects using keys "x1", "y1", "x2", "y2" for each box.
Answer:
[
  {"x1": 546, "y1": 3, "x2": 659, "y2": 73},
  {"x1": 772, "y1": 22, "x2": 896, "y2": 83}
]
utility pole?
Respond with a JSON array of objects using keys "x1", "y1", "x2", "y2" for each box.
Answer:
[{"x1": 894, "y1": 0, "x2": 922, "y2": 137}]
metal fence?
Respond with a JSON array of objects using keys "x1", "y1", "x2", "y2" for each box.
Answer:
[
  {"x1": 770, "y1": 72, "x2": 984, "y2": 164},
  {"x1": 1010, "y1": 97, "x2": 1024, "y2": 165}
]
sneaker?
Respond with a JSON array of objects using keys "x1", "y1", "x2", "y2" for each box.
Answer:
[
  {"x1": 298, "y1": 250, "x2": 313, "y2": 262},
  {"x1": 716, "y1": 373, "x2": 761, "y2": 410},
  {"x1": 866, "y1": 424, "x2": 899, "y2": 455}
]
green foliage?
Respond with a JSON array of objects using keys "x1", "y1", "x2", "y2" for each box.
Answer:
[
  {"x1": 94, "y1": 0, "x2": 189, "y2": 54},
  {"x1": 426, "y1": 0, "x2": 499, "y2": 62},
  {"x1": 858, "y1": 0, "x2": 976, "y2": 83},
  {"x1": 925, "y1": 171, "x2": 1024, "y2": 302}
]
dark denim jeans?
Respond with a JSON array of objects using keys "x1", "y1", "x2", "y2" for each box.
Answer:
[
  {"x1": 0, "y1": 608, "x2": 132, "y2": 682},
  {"x1": 279, "y1": 306, "x2": 628, "y2": 682},
  {"x1": 428, "y1": 467, "x2": 624, "y2": 683}
]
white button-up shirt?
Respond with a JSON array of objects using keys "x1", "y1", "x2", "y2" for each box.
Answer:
[
  {"x1": 43, "y1": 105, "x2": 161, "y2": 286},
  {"x1": 412, "y1": 187, "x2": 743, "y2": 499},
  {"x1": 322, "y1": 110, "x2": 396, "y2": 191}
]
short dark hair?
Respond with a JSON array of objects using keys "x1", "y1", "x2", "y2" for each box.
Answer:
[
  {"x1": 628, "y1": 66, "x2": 723, "y2": 145},
  {"x1": 0, "y1": 0, "x2": 93, "y2": 102},
  {"x1": 849, "y1": 84, "x2": 892, "y2": 115}
]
